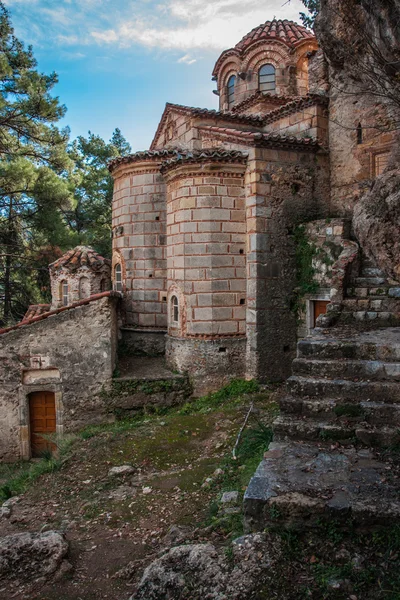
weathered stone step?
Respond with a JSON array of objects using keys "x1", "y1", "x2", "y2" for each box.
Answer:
[
  {"x1": 361, "y1": 266, "x2": 386, "y2": 277},
  {"x1": 274, "y1": 415, "x2": 400, "y2": 446},
  {"x1": 354, "y1": 277, "x2": 387, "y2": 286},
  {"x1": 280, "y1": 395, "x2": 400, "y2": 426},
  {"x1": 288, "y1": 375, "x2": 400, "y2": 403},
  {"x1": 298, "y1": 330, "x2": 400, "y2": 362},
  {"x1": 339, "y1": 311, "x2": 400, "y2": 324},
  {"x1": 347, "y1": 287, "x2": 391, "y2": 298},
  {"x1": 292, "y1": 357, "x2": 400, "y2": 381},
  {"x1": 244, "y1": 442, "x2": 400, "y2": 532}
]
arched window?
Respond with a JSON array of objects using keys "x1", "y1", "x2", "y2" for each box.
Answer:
[
  {"x1": 259, "y1": 64, "x2": 276, "y2": 93},
  {"x1": 100, "y1": 278, "x2": 108, "y2": 292},
  {"x1": 357, "y1": 122, "x2": 363, "y2": 145},
  {"x1": 227, "y1": 75, "x2": 236, "y2": 109},
  {"x1": 114, "y1": 264, "x2": 122, "y2": 292},
  {"x1": 61, "y1": 280, "x2": 68, "y2": 306},
  {"x1": 79, "y1": 276, "x2": 90, "y2": 299},
  {"x1": 171, "y1": 295, "x2": 179, "y2": 323}
]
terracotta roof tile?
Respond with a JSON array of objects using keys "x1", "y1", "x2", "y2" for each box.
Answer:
[
  {"x1": 160, "y1": 149, "x2": 248, "y2": 172},
  {"x1": 197, "y1": 127, "x2": 322, "y2": 150},
  {"x1": 22, "y1": 304, "x2": 51, "y2": 322},
  {"x1": 234, "y1": 19, "x2": 314, "y2": 52},
  {"x1": 49, "y1": 246, "x2": 111, "y2": 273}
]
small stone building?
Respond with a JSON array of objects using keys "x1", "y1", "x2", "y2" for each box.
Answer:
[{"x1": 0, "y1": 18, "x2": 396, "y2": 461}]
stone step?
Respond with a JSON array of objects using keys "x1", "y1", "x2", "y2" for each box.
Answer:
[
  {"x1": 274, "y1": 415, "x2": 400, "y2": 446},
  {"x1": 361, "y1": 266, "x2": 386, "y2": 277},
  {"x1": 287, "y1": 375, "x2": 400, "y2": 403},
  {"x1": 354, "y1": 277, "x2": 388, "y2": 286},
  {"x1": 280, "y1": 396, "x2": 400, "y2": 426},
  {"x1": 298, "y1": 331, "x2": 400, "y2": 362},
  {"x1": 244, "y1": 442, "x2": 400, "y2": 532},
  {"x1": 292, "y1": 357, "x2": 400, "y2": 381},
  {"x1": 339, "y1": 311, "x2": 400, "y2": 325},
  {"x1": 346, "y1": 287, "x2": 395, "y2": 298},
  {"x1": 342, "y1": 297, "x2": 400, "y2": 310}
]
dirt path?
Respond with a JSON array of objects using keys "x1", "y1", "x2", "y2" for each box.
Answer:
[{"x1": 0, "y1": 387, "x2": 276, "y2": 600}]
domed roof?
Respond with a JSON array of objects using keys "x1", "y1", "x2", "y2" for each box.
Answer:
[
  {"x1": 49, "y1": 246, "x2": 111, "y2": 273},
  {"x1": 235, "y1": 19, "x2": 315, "y2": 52}
]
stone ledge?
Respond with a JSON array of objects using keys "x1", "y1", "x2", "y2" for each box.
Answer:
[{"x1": 244, "y1": 441, "x2": 400, "y2": 532}]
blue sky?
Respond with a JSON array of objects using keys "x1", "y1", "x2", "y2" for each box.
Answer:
[{"x1": 4, "y1": 0, "x2": 309, "y2": 151}]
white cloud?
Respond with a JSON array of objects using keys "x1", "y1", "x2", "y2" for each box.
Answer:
[
  {"x1": 177, "y1": 53, "x2": 197, "y2": 65},
  {"x1": 5, "y1": 0, "x2": 310, "y2": 54}
]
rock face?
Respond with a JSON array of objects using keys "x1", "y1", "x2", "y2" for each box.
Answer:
[
  {"x1": 132, "y1": 533, "x2": 282, "y2": 600},
  {"x1": 353, "y1": 169, "x2": 400, "y2": 282},
  {"x1": 0, "y1": 531, "x2": 68, "y2": 582}
]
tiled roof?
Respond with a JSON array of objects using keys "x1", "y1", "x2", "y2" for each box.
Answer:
[
  {"x1": 160, "y1": 149, "x2": 249, "y2": 172},
  {"x1": 0, "y1": 292, "x2": 120, "y2": 336},
  {"x1": 262, "y1": 94, "x2": 329, "y2": 125},
  {"x1": 231, "y1": 91, "x2": 300, "y2": 114},
  {"x1": 149, "y1": 103, "x2": 263, "y2": 151},
  {"x1": 197, "y1": 127, "x2": 321, "y2": 150},
  {"x1": 22, "y1": 304, "x2": 51, "y2": 321},
  {"x1": 235, "y1": 19, "x2": 315, "y2": 52},
  {"x1": 109, "y1": 149, "x2": 177, "y2": 172},
  {"x1": 49, "y1": 246, "x2": 111, "y2": 273}
]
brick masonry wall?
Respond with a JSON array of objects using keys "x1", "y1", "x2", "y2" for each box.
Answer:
[
  {"x1": 0, "y1": 296, "x2": 118, "y2": 462},
  {"x1": 245, "y1": 147, "x2": 330, "y2": 382},
  {"x1": 163, "y1": 161, "x2": 247, "y2": 338},
  {"x1": 50, "y1": 265, "x2": 111, "y2": 309},
  {"x1": 112, "y1": 160, "x2": 168, "y2": 328},
  {"x1": 263, "y1": 105, "x2": 329, "y2": 145}
]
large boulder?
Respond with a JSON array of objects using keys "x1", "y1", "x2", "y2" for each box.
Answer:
[
  {"x1": 353, "y1": 169, "x2": 400, "y2": 282},
  {"x1": 131, "y1": 533, "x2": 283, "y2": 600},
  {"x1": 0, "y1": 531, "x2": 68, "y2": 582}
]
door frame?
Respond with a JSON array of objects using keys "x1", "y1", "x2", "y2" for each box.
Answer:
[
  {"x1": 305, "y1": 291, "x2": 331, "y2": 335},
  {"x1": 19, "y1": 384, "x2": 63, "y2": 460}
]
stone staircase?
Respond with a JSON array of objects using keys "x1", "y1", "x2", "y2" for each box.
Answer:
[
  {"x1": 244, "y1": 326, "x2": 400, "y2": 531},
  {"x1": 341, "y1": 256, "x2": 400, "y2": 324},
  {"x1": 275, "y1": 329, "x2": 400, "y2": 447}
]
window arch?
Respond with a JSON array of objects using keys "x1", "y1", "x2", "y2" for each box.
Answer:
[
  {"x1": 100, "y1": 278, "x2": 108, "y2": 292},
  {"x1": 227, "y1": 75, "x2": 236, "y2": 109},
  {"x1": 61, "y1": 280, "x2": 68, "y2": 306},
  {"x1": 171, "y1": 295, "x2": 179, "y2": 324},
  {"x1": 258, "y1": 64, "x2": 276, "y2": 93},
  {"x1": 79, "y1": 276, "x2": 90, "y2": 299},
  {"x1": 114, "y1": 264, "x2": 122, "y2": 292}
]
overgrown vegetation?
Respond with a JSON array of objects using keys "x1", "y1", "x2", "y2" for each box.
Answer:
[{"x1": 179, "y1": 378, "x2": 260, "y2": 415}]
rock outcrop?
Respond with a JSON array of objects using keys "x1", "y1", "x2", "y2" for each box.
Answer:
[
  {"x1": 0, "y1": 531, "x2": 68, "y2": 582},
  {"x1": 353, "y1": 168, "x2": 400, "y2": 282},
  {"x1": 131, "y1": 533, "x2": 282, "y2": 600}
]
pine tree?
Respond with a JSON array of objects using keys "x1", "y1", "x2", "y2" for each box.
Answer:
[{"x1": 0, "y1": 1, "x2": 73, "y2": 325}]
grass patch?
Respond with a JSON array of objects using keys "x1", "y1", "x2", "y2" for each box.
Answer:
[
  {"x1": 179, "y1": 379, "x2": 260, "y2": 415},
  {"x1": 0, "y1": 456, "x2": 63, "y2": 502}
]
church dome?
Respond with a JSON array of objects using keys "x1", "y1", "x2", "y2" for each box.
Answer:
[
  {"x1": 49, "y1": 246, "x2": 111, "y2": 273},
  {"x1": 234, "y1": 19, "x2": 315, "y2": 52}
]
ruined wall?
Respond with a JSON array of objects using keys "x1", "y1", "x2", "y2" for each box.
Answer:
[
  {"x1": 245, "y1": 146, "x2": 330, "y2": 382},
  {"x1": 315, "y1": 0, "x2": 399, "y2": 215},
  {"x1": 0, "y1": 296, "x2": 118, "y2": 461},
  {"x1": 112, "y1": 159, "x2": 167, "y2": 328}
]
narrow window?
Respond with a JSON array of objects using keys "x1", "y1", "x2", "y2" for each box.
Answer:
[
  {"x1": 357, "y1": 122, "x2": 363, "y2": 145},
  {"x1": 114, "y1": 264, "x2": 122, "y2": 292},
  {"x1": 227, "y1": 75, "x2": 236, "y2": 109},
  {"x1": 100, "y1": 278, "x2": 107, "y2": 292},
  {"x1": 171, "y1": 295, "x2": 179, "y2": 323},
  {"x1": 79, "y1": 276, "x2": 90, "y2": 299},
  {"x1": 259, "y1": 64, "x2": 276, "y2": 93},
  {"x1": 61, "y1": 280, "x2": 68, "y2": 306}
]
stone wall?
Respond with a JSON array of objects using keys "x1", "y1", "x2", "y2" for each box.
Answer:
[
  {"x1": 245, "y1": 146, "x2": 330, "y2": 382},
  {"x1": 50, "y1": 264, "x2": 111, "y2": 309},
  {"x1": 0, "y1": 296, "x2": 118, "y2": 462},
  {"x1": 112, "y1": 158, "x2": 168, "y2": 328}
]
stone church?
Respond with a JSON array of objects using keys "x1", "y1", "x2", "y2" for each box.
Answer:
[{"x1": 0, "y1": 18, "x2": 397, "y2": 462}]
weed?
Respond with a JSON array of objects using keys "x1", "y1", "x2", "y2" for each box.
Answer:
[{"x1": 179, "y1": 379, "x2": 260, "y2": 415}]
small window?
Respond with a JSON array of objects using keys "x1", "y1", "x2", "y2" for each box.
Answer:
[
  {"x1": 79, "y1": 276, "x2": 90, "y2": 299},
  {"x1": 375, "y1": 152, "x2": 390, "y2": 176},
  {"x1": 171, "y1": 295, "x2": 179, "y2": 323},
  {"x1": 100, "y1": 278, "x2": 108, "y2": 292},
  {"x1": 61, "y1": 280, "x2": 68, "y2": 306},
  {"x1": 227, "y1": 75, "x2": 236, "y2": 109},
  {"x1": 114, "y1": 264, "x2": 122, "y2": 292},
  {"x1": 259, "y1": 64, "x2": 276, "y2": 93},
  {"x1": 357, "y1": 123, "x2": 363, "y2": 145}
]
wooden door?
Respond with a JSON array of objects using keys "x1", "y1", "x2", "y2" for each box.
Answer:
[
  {"x1": 29, "y1": 392, "x2": 56, "y2": 457},
  {"x1": 314, "y1": 300, "x2": 329, "y2": 327}
]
